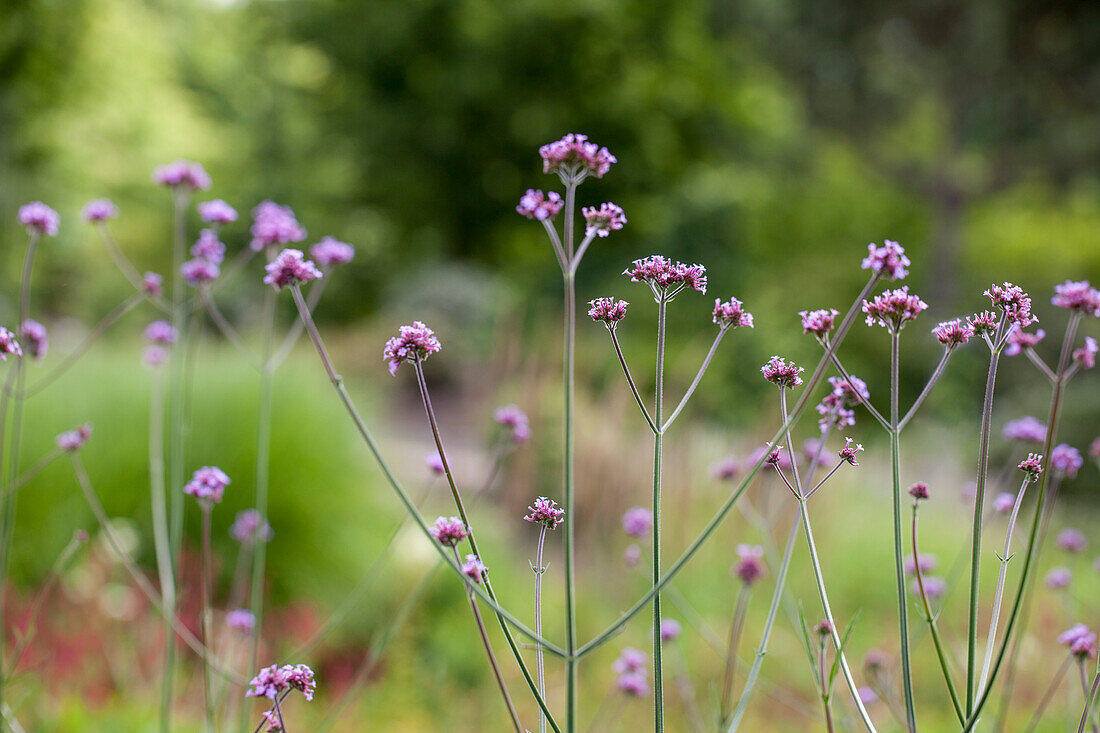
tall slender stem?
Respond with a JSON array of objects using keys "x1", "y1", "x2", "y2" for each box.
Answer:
[
  {"x1": 200, "y1": 505, "x2": 215, "y2": 732},
  {"x1": 1079, "y1": 664, "x2": 1100, "y2": 733},
  {"x1": 148, "y1": 366, "x2": 176, "y2": 651},
  {"x1": 652, "y1": 297, "x2": 667, "y2": 732},
  {"x1": 535, "y1": 525, "x2": 548, "y2": 733},
  {"x1": 889, "y1": 331, "x2": 917, "y2": 731},
  {"x1": 719, "y1": 585, "x2": 750, "y2": 721},
  {"x1": 562, "y1": 176, "x2": 579, "y2": 733},
  {"x1": 1022, "y1": 655, "x2": 1070, "y2": 733},
  {"x1": 819, "y1": 641, "x2": 834, "y2": 733}
]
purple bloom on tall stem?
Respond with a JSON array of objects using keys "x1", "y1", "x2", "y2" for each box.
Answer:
[
  {"x1": 932, "y1": 319, "x2": 974, "y2": 348},
  {"x1": 761, "y1": 356, "x2": 804, "y2": 388},
  {"x1": 612, "y1": 647, "x2": 648, "y2": 675},
  {"x1": 425, "y1": 452, "x2": 445, "y2": 474},
  {"x1": 309, "y1": 236, "x2": 355, "y2": 267},
  {"x1": 516, "y1": 189, "x2": 564, "y2": 221},
  {"x1": 828, "y1": 375, "x2": 870, "y2": 404},
  {"x1": 1003, "y1": 416, "x2": 1047, "y2": 443},
  {"x1": 82, "y1": 199, "x2": 118, "y2": 222},
  {"x1": 984, "y1": 282, "x2": 1036, "y2": 327},
  {"x1": 1050, "y1": 444, "x2": 1083, "y2": 478},
  {"x1": 382, "y1": 321, "x2": 441, "y2": 376},
  {"x1": 1072, "y1": 336, "x2": 1097, "y2": 369},
  {"x1": 1059, "y1": 624, "x2": 1098, "y2": 659},
  {"x1": 1056, "y1": 528, "x2": 1087, "y2": 554},
  {"x1": 813, "y1": 619, "x2": 833, "y2": 636},
  {"x1": 153, "y1": 160, "x2": 211, "y2": 190},
  {"x1": 56, "y1": 424, "x2": 92, "y2": 452},
  {"x1": 860, "y1": 240, "x2": 910, "y2": 280},
  {"x1": 246, "y1": 663, "x2": 316, "y2": 701},
  {"x1": 18, "y1": 202, "x2": 60, "y2": 236},
  {"x1": 227, "y1": 609, "x2": 256, "y2": 632},
  {"x1": 582, "y1": 202, "x2": 626, "y2": 237},
  {"x1": 184, "y1": 466, "x2": 230, "y2": 504},
  {"x1": 493, "y1": 404, "x2": 530, "y2": 443},
  {"x1": 143, "y1": 272, "x2": 163, "y2": 298},
  {"x1": 622, "y1": 507, "x2": 653, "y2": 537},
  {"x1": 714, "y1": 298, "x2": 754, "y2": 329},
  {"x1": 20, "y1": 320, "x2": 47, "y2": 361},
  {"x1": 230, "y1": 509, "x2": 273, "y2": 544},
  {"x1": 1051, "y1": 280, "x2": 1100, "y2": 316},
  {"x1": 460, "y1": 554, "x2": 487, "y2": 583},
  {"x1": 263, "y1": 248, "x2": 322, "y2": 291},
  {"x1": 838, "y1": 437, "x2": 864, "y2": 466},
  {"x1": 1004, "y1": 328, "x2": 1045, "y2": 356},
  {"x1": 623, "y1": 255, "x2": 707, "y2": 295},
  {"x1": 862, "y1": 286, "x2": 928, "y2": 330},
  {"x1": 659, "y1": 618, "x2": 682, "y2": 642},
  {"x1": 1017, "y1": 453, "x2": 1044, "y2": 481},
  {"x1": 144, "y1": 320, "x2": 179, "y2": 345},
  {"x1": 249, "y1": 201, "x2": 307, "y2": 251},
  {"x1": 191, "y1": 229, "x2": 226, "y2": 265},
  {"x1": 430, "y1": 516, "x2": 468, "y2": 547},
  {"x1": 198, "y1": 199, "x2": 238, "y2": 224},
  {"x1": 799, "y1": 308, "x2": 838, "y2": 338},
  {"x1": 539, "y1": 133, "x2": 617, "y2": 180},
  {"x1": 748, "y1": 444, "x2": 791, "y2": 470},
  {"x1": 992, "y1": 492, "x2": 1016, "y2": 514},
  {"x1": 908, "y1": 482, "x2": 929, "y2": 501},
  {"x1": 181, "y1": 258, "x2": 220, "y2": 285},
  {"x1": 1045, "y1": 567, "x2": 1072, "y2": 589},
  {"x1": 524, "y1": 497, "x2": 564, "y2": 529},
  {"x1": 734, "y1": 544, "x2": 766, "y2": 585},
  {"x1": 0, "y1": 328, "x2": 23, "y2": 360},
  {"x1": 282, "y1": 664, "x2": 316, "y2": 701},
  {"x1": 588, "y1": 297, "x2": 629, "y2": 327},
  {"x1": 764, "y1": 445, "x2": 784, "y2": 465}
]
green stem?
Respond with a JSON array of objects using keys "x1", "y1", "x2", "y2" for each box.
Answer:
[
  {"x1": 652, "y1": 296, "x2": 667, "y2": 732},
  {"x1": 719, "y1": 585, "x2": 750, "y2": 721},
  {"x1": 889, "y1": 331, "x2": 916, "y2": 731},
  {"x1": 200, "y1": 505, "x2": 215, "y2": 732},
  {"x1": 562, "y1": 178, "x2": 578, "y2": 733},
  {"x1": 535, "y1": 524, "x2": 548, "y2": 733}
]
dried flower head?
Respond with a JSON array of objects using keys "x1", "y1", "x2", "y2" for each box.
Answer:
[
  {"x1": 799, "y1": 308, "x2": 839, "y2": 338},
  {"x1": 992, "y1": 492, "x2": 1016, "y2": 514},
  {"x1": 735, "y1": 544, "x2": 766, "y2": 585},
  {"x1": 198, "y1": 199, "x2": 238, "y2": 225},
  {"x1": 967, "y1": 310, "x2": 999, "y2": 336},
  {"x1": 494, "y1": 404, "x2": 531, "y2": 443},
  {"x1": 932, "y1": 319, "x2": 974, "y2": 348},
  {"x1": 908, "y1": 482, "x2": 929, "y2": 501},
  {"x1": 861, "y1": 240, "x2": 910, "y2": 281},
  {"x1": 1050, "y1": 444, "x2": 1083, "y2": 478},
  {"x1": 56, "y1": 424, "x2": 92, "y2": 452},
  {"x1": 814, "y1": 619, "x2": 833, "y2": 636},
  {"x1": 226, "y1": 609, "x2": 256, "y2": 632},
  {"x1": 82, "y1": 199, "x2": 118, "y2": 223},
  {"x1": 20, "y1": 319, "x2": 47, "y2": 361},
  {"x1": 230, "y1": 509, "x2": 273, "y2": 544},
  {"x1": 984, "y1": 282, "x2": 1036, "y2": 327},
  {"x1": 1003, "y1": 416, "x2": 1047, "y2": 444},
  {"x1": 191, "y1": 229, "x2": 226, "y2": 265},
  {"x1": 263, "y1": 248, "x2": 322, "y2": 290},
  {"x1": 184, "y1": 466, "x2": 230, "y2": 504},
  {"x1": 660, "y1": 618, "x2": 682, "y2": 642},
  {"x1": 622, "y1": 507, "x2": 653, "y2": 537},
  {"x1": 1072, "y1": 336, "x2": 1097, "y2": 369},
  {"x1": 143, "y1": 272, "x2": 164, "y2": 298},
  {"x1": 714, "y1": 298, "x2": 754, "y2": 329},
  {"x1": 582, "y1": 202, "x2": 627, "y2": 238},
  {"x1": 764, "y1": 445, "x2": 784, "y2": 466},
  {"x1": 181, "y1": 257, "x2": 220, "y2": 285},
  {"x1": 1045, "y1": 567, "x2": 1072, "y2": 590},
  {"x1": 309, "y1": 236, "x2": 355, "y2": 267},
  {"x1": 539, "y1": 133, "x2": 617, "y2": 181},
  {"x1": 761, "y1": 356, "x2": 804, "y2": 388},
  {"x1": 1017, "y1": 453, "x2": 1044, "y2": 481},
  {"x1": 382, "y1": 321, "x2": 441, "y2": 376},
  {"x1": 623, "y1": 255, "x2": 707, "y2": 296},
  {"x1": 524, "y1": 497, "x2": 565, "y2": 530},
  {"x1": 0, "y1": 328, "x2": 22, "y2": 361},
  {"x1": 1004, "y1": 328, "x2": 1045, "y2": 357},
  {"x1": 1056, "y1": 528, "x2": 1087, "y2": 554},
  {"x1": 862, "y1": 287, "x2": 928, "y2": 330},
  {"x1": 838, "y1": 437, "x2": 864, "y2": 466},
  {"x1": 516, "y1": 189, "x2": 564, "y2": 221},
  {"x1": 460, "y1": 554, "x2": 487, "y2": 583},
  {"x1": 18, "y1": 202, "x2": 60, "y2": 237},
  {"x1": 249, "y1": 201, "x2": 306, "y2": 251},
  {"x1": 430, "y1": 516, "x2": 468, "y2": 547},
  {"x1": 153, "y1": 160, "x2": 211, "y2": 190},
  {"x1": 588, "y1": 297, "x2": 629, "y2": 327},
  {"x1": 748, "y1": 444, "x2": 791, "y2": 471},
  {"x1": 1051, "y1": 280, "x2": 1100, "y2": 316}
]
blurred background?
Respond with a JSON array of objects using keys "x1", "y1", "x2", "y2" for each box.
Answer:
[{"x1": 1, "y1": 0, "x2": 1098, "y2": 730}]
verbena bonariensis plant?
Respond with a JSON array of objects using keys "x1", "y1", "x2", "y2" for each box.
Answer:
[{"x1": 1, "y1": 138, "x2": 1098, "y2": 733}]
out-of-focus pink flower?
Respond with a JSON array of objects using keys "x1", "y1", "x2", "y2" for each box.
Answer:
[
  {"x1": 191, "y1": 229, "x2": 226, "y2": 265},
  {"x1": 82, "y1": 199, "x2": 118, "y2": 222},
  {"x1": 20, "y1": 320, "x2": 47, "y2": 361},
  {"x1": 56, "y1": 424, "x2": 92, "y2": 452},
  {"x1": 18, "y1": 202, "x2": 59, "y2": 236},
  {"x1": 143, "y1": 272, "x2": 164, "y2": 298},
  {"x1": 184, "y1": 466, "x2": 230, "y2": 505},
  {"x1": 230, "y1": 509, "x2": 273, "y2": 544},
  {"x1": 494, "y1": 404, "x2": 530, "y2": 443},
  {"x1": 863, "y1": 287, "x2": 928, "y2": 330},
  {"x1": 1056, "y1": 528, "x2": 1087, "y2": 554},
  {"x1": 181, "y1": 257, "x2": 219, "y2": 285},
  {"x1": 1003, "y1": 416, "x2": 1047, "y2": 444},
  {"x1": 932, "y1": 319, "x2": 974, "y2": 348},
  {"x1": 1050, "y1": 444, "x2": 1083, "y2": 478},
  {"x1": 249, "y1": 201, "x2": 306, "y2": 251},
  {"x1": 309, "y1": 236, "x2": 355, "y2": 267},
  {"x1": 735, "y1": 544, "x2": 766, "y2": 585},
  {"x1": 714, "y1": 298, "x2": 754, "y2": 329},
  {"x1": 1004, "y1": 328, "x2": 1045, "y2": 357},
  {"x1": 1072, "y1": 336, "x2": 1097, "y2": 369},
  {"x1": 263, "y1": 248, "x2": 322, "y2": 290},
  {"x1": 622, "y1": 507, "x2": 653, "y2": 537},
  {"x1": 152, "y1": 160, "x2": 211, "y2": 190},
  {"x1": 1045, "y1": 567, "x2": 1072, "y2": 590},
  {"x1": 198, "y1": 199, "x2": 238, "y2": 224},
  {"x1": 144, "y1": 320, "x2": 178, "y2": 345},
  {"x1": 516, "y1": 189, "x2": 564, "y2": 221},
  {"x1": 1051, "y1": 280, "x2": 1100, "y2": 316},
  {"x1": 984, "y1": 282, "x2": 1036, "y2": 327}
]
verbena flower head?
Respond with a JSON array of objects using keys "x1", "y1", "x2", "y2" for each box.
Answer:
[
  {"x1": 932, "y1": 319, "x2": 974, "y2": 348},
  {"x1": 143, "y1": 272, "x2": 163, "y2": 298},
  {"x1": 1073, "y1": 336, "x2": 1097, "y2": 369},
  {"x1": 1004, "y1": 328, "x2": 1045, "y2": 357},
  {"x1": 181, "y1": 258, "x2": 220, "y2": 285},
  {"x1": 1057, "y1": 528, "x2": 1087, "y2": 554},
  {"x1": 246, "y1": 663, "x2": 316, "y2": 701},
  {"x1": 735, "y1": 544, "x2": 766, "y2": 585},
  {"x1": 814, "y1": 619, "x2": 833, "y2": 636},
  {"x1": 624, "y1": 544, "x2": 641, "y2": 567},
  {"x1": 612, "y1": 647, "x2": 647, "y2": 675},
  {"x1": 0, "y1": 328, "x2": 23, "y2": 361},
  {"x1": 903, "y1": 553, "x2": 937, "y2": 576},
  {"x1": 382, "y1": 321, "x2": 441, "y2": 376},
  {"x1": 799, "y1": 308, "x2": 838, "y2": 338},
  {"x1": 764, "y1": 445, "x2": 784, "y2": 465},
  {"x1": 198, "y1": 199, "x2": 238, "y2": 224},
  {"x1": 1059, "y1": 623, "x2": 1098, "y2": 659},
  {"x1": 263, "y1": 248, "x2": 322, "y2": 291},
  {"x1": 993, "y1": 492, "x2": 1016, "y2": 514},
  {"x1": 56, "y1": 424, "x2": 92, "y2": 452},
  {"x1": 714, "y1": 298, "x2": 754, "y2": 329},
  {"x1": 616, "y1": 672, "x2": 650, "y2": 697},
  {"x1": 761, "y1": 356, "x2": 804, "y2": 388},
  {"x1": 1050, "y1": 444, "x2": 1083, "y2": 478},
  {"x1": 144, "y1": 320, "x2": 178, "y2": 345},
  {"x1": 20, "y1": 320, "x2": 47, "y2": 361},
  {"x1": 861, "y1": 240, "x2": 910, "y2": 281},
  {"x1": 1017, "y1": 453, "x2": 1044, "y2": 481},
  {"x1": 710, "y1": 455, "x2": 740, "y2": 481},
  {"x1": 623, "y1": 255, "x2": 707, "y2": 297},
  {"x1": 460, "y1": 554, "x2": 487, "y2": 583},
  {"x1": 622, "y1": 507, "x2": 653, "y2": 537},
  {"x1": 18, "y1": 202, "x2": 60, "y2": 237},
  {"x1": 838, "y1": 437, "x2": 864, "y2": 466},
  {"x1": 828, "y1": 375, "x2": 870, "y2": 406},
  {"x1": 493, "y1": 404, "x2": 530, "y2": 443},
  {"x1": 862, "y1": 286, "x2": 928, "y2": 331},
  {"x1": 430, "y1": 516, "x2": 468, "y2": 547},
  {"x1": 588, "y1": 298, "x2": 629, "y2": 327},
  {"x1": 582, "y1": 202, "x2": 626, "y2": 237},
  {"x1": 82, "y1": 199, "x2": 118, "y2": 223},
  {"x1": 1045, "y1": 567, "x2": 1071, "y2": 589},
  {"x1": 967, "y1": 310, "x2": 999, "y2": 336},
  {"x1": 524, "y1": 497, "x2": 564, "y2": 530},
  {"x1": 250, "y1": 200, "x2": 306, "y2": 251},
  {"x1": 425, "y1": 452, "x2": 445, "y2": 474},
  {"x1": 516, "y1": 189, "x2": 563, "y2": 221},
  {"x1": 1003, "y1": 416, "x2": 1047, "y2": 444},
  {"x1": 184, "y1": 466, "x2": 230, "y2": 505},
  {"x1": 984, "y1": 282, "x2": 1036, "y2": 327},
  {"x1": 748, "y1": 443, "x2": 791, "y2": 471},
  {"x1": 1051, "y1": 280, "x2": 1100, "y2": 316},
  {"x1": 818, "y1": 376, "x2": 869, "y2": 432},
  {"x1": 908, "y1": 482, "x2": 929, "y2": 501},
  {"x1": 152, "y1": 160, "x2": 211, "y2": 190},
  {"x1": 913, "y1": 576, "x2": 946, "y2": 599},
  {"x1": 226, "y1": 609, "x2": 256, "y2": 632},
  {"x1": 283, "y1": 664, "x2": 316, "y2": 701},
  {"x1": 230, "y1": 509, "x2": 273, "y2": 544},
  {"x1": 191, "y1": 229, "x2": 226, "y2": 265},
  {"x1": 660, "y1": 618, "x2": 682, "y2": 642},
  {"x1": 539, "y1": 133, "x2": 616, "y2": 181},
  {"x1": 309, "y1": 236, "x2": 355, "y2": 267}
]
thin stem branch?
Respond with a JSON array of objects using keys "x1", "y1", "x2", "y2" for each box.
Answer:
[
  {"x1": 200, "y1": 505, "x2": 215, "y2": 732},
  {"x1": 562, "y1": 177, "x2": 579, "y2": 733},
  {"x1": 1023, "y1": 655, "x2": 1070, "y2": 733},
  {"x1": 541, "y1": 219, "x2": 568, "y2": 273},
  {"x1": 899, "y1": 347, "x2": 953, "y2": 431},
  {"x1": 661, "y1": 326, "x2": 728, "y2": 432},
  {"x1": 0, "y1": 447, "x2": 63, "y2": 502},
  {"x1": 719, "y1": 585, "x2": 751, "y2": 721},
  {"x1": 270, "y1": 277, "x2": 327, "y2": 369},
  {"x1": 570, "y1": 233, "x2": 596, "y2": 273},
  {"x1": 198, "y1": 287, "x2": 262, "y2": 370},
  {"x1": 804, "y1": 461, "x2": 844, "y2": 500},
  {"x1": 1079, "y1": 664, "x2": 1100, "y2": 733},
  {"x1": 608, "y1": 329, "x2": 657, "y2": 433},
  {"x1": 823, "y1": 348, "x2": 890, "y2": 430},
  {"x1": 1024, "y1": 347, "x2": 1058, "y2": 383},
  {"x1": 535, "y1": 524, "x2": 548, "y2": 733}
]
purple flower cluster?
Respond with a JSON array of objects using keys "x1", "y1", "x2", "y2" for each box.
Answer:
[
  {"x1": 1051, "y1": 280, "x2": 1100, "y2": 315},
  {"x1": 230, "y1": 509, "x2": 273, "y2": 544},
  {"x1": 860, "y1": 240, "x2": 910, "y2": 281},
  {"x1": 1073, "y1": 336, "x2": 1097, "y2": 369},
  {"x1": 735, "y1": 544, "x2": 766, "y2": 585},
  {"x1": 984, "y1": 282, "x2": 1036, "y2": 327},
  {"x1": 660, "y1": 618, "x2": 681, "y2": 642},
  {"x1": 908, "y1": 482, "x2": 929, "y2": 501},
  {"x1": 1017, "y1": 453, "x2": 1044, "y2": 481},
  {"x1": 622, "y1": 507, "x2": 653, "y2": 537},
  {"x1": 1056, "y1": 528, "x2": 1087, "y2": 554},
  {"x1": 838, "y1": 437, "x2": 864, "y2": 466},
  {"x1": 539, "y1": 134, "x2": 617, "y2": 180},
  {"x1": 967, "y1": 310, "x2": 999, "y2": 336},
  {"x1": 516, "y1": 189, "x2": 564, "y2": 221},
  {"x1": 250, "y1": 201, "x2": 306, "y2": 251},
  {"x1": 20, "y1": 320, "x2": 47, "y2": 361},
  {"x1": 184, "y1": 466, "x2": 230, "y2": 504},
  {"x1": 1059, "y1": 624, "x2": 1098, "y2": 659},
  {"x1": 992, "y1": 492, "x2": 1017, "y2": 514},
  {"x1": 862, "y1": 287, "x2": 928, "y2": 330},
  {"x1": 382, "y1": 321, "x2": 441, "y2": 376},
  {"x1": 181, "y1": 258, "x2": 219, "y2": 286},
  {"x1": 761, "y1": 355, "x2": 804, "y2": 388},
  {"x1": 612, "y1": 647, "x2": 650, "y2": 697},
  {"x1": 524, "y1": 496, "x2": 565, "y2": 530},
  {"x1": 1045, "y1": 567, "x2": 1072, "y2": 590},
  {"x1": 82, "y1": 199, "x2": 118, "y2": 223},
  {"x1": 0, "y1": 328, "x2": 22, "y2": 361},
  {"x1": 153, "y1": 160, "x2": 211, "y2": 190},
  {"x1": 623, "y1": 256, "x2": 707, "y2": 296},
  {"x1": 227, "y1": 609, "x2": 256, "y2": 632},
  {"x1": 582, "y1": 202, "x2": 627, "y2": 237},
  {"x1": 912, "y1": 576, "x2": 946, "y2": 599},
  {"x1": 143, "y1": 272, "x2": 164, "y2": 298},
  {"x1": 309, "y1": 237, "x2": 355, "y2": 267},
  {"x1": 1050, "y1": 443, "x2": 1083, "y2": 478},
  {"x1": 932, "y1": 319, "x2": 974, "y2": 348},
  {"x1": 198, "y1": 199, "x2": 238, "y2": 225},
  {"x1": 713, "y1": 298, "x2": 754, "y2": 329},
  {"x1": 56, "y1": 424, "x2": 92, "y2": 452},
  {"x1": 1004, "y1": 328, "x2": 1045, "y2": 357},
  {"x1": 263, "y1": 249, "x2": 322, "y2": 291},
  {"x1": 18, "y1": 202, "x2": 60, "y2": 237},
  {"x1": 430, "y1": 516, "x2": 468, "y2": 547},
  {"x1": 144, "y1": 320, "x2": 179, "y2": 345},
  {"x1": 1003, "y1": 416, "x2": 1046, "y2": 443},
  {"x1": 493, "y1": 404, "x2": 530, "y2": 443},
  {"x1": 588, "y1": 297, "x2": 629, "y2": 327},
  {"x1": 799, "y1": 308, "x2": 838, "y2": 338},
  {"x1": 246, "y1": 663, "x2": 316, "y2": 701},
  {"x1": 190, "y1": 229, "x2": 226, "y2": 265},
  {"x1": 817, "y1": 375, "x2": 869, "y2": 431},
  {"x1": 461, "y1": 554, "x2": 487, "y2": 583}
]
